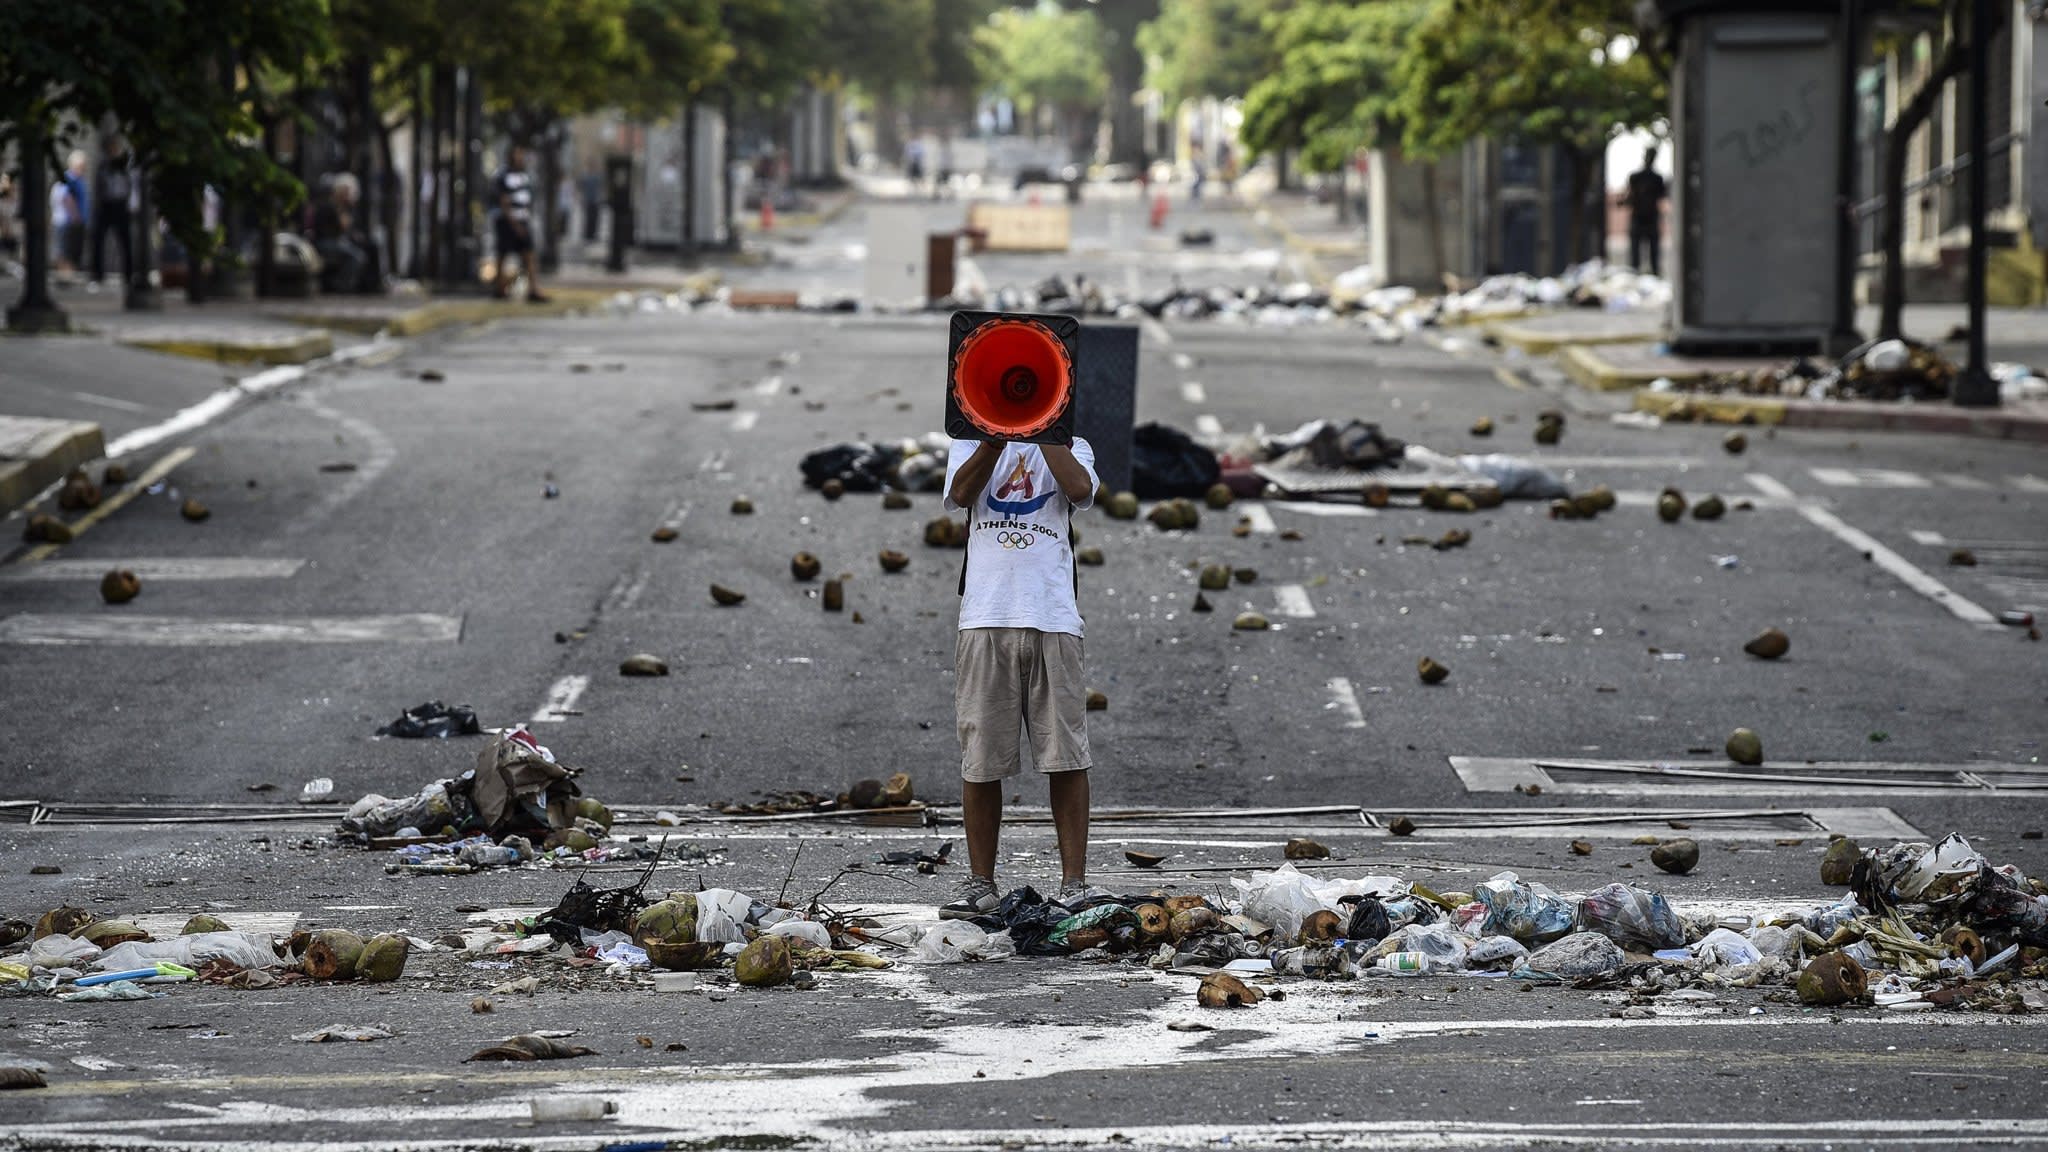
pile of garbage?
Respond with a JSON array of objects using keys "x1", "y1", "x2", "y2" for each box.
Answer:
[
  {"x1": 1655, "y1": 341, "x2": 2048, "y2": 408},
  {"x1": 340, "y1": 727, "x2": 623, "y2": 872},
  {"x1": 918, "y1": 833, "x2": 2045, "y2": 1014},
  {"x1": 800, "y1": 435, "x2": 953, "y2": 495},
  {"x1": 1333, "y1": 260, "x2": 1668, "y2": 326}
]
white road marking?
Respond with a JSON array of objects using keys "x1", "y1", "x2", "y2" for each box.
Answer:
[
  {"x1": 754, "y1": 375, "x2": 783, "y2": 396},
  {"x1": 699, "y1": 451, "x2": 728, "y2": 473},
  {"x1": 1746, "y1": 473, "x2": 1998, "y2": 628},
  {"x1": 1139, "y1": 315, "x2": 1172, "y2": 346},
  {"x1": 286, "y1": 399, "x2": 396, "y2": 537},
  {"x1": 71, "y1": 390, "x2": 153, "y2": 414},
  {"x1": 732, "y1": 410, "x2": 760, "y2": 432},
  {"x1": 1180, "y1": 380, "x2": 1206, "y2": 404},
  {"x1": 1194, "y1": 414, "x2": 1223, "y2": 438},
  {"x1": 1324, "y1": 677, "x2": 1366, "y2": 728},
  {"x1": 1935, "y1": 472, "x2": 1991, "y2": 490},
  {"x1": 1278, "y1": 502, "x2": 1374, "y2": 518},
  {"x1": 0, "y1": 613, "x2": 464, "y2": 646},
  {"x1": 1, "y1": 558, "x2": 305, "y2": 581},
  {"x1": 1809, "y1": 466, "x2": 1930, "y2": 488},
  {"x1": 602, "y1": 568, "x2": 652, "y2": 613},
  {"x1": 530, "y1": 674, "x2": 590, "y2": 724},
  {"x1": 2013, "y1": 473, "x2": 2048, "y2": 493},
  {"x1": 1451, "y1": 755, "x2": 2048, "y2": 798},
  {"x1": 1907, "y1": 529, "x2": 1947, "y2": 546},
  {"x1": 1983, "y1": 576, "x2": 2048, "y2": 611},
  {"x1": 1239, "y1": 504, "x2": 1276, "y2": 534},
  {"x1": 102, "y1": 340, "x2": 389, "y2": 459},
  {"x1": 1273, "y1": 584, "x2": 1315, "y2": 618}
]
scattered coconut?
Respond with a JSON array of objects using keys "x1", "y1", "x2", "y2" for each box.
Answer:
[
  {"x1": 709, "y1": 583, "x2": 746, "y2": 606},
  {"x1": 1650, "y1": 838, "x2": 1700, "y2": 876},
  {"x1": 1197, "y1": 972, "x2": 1263, "y2": 1008},
  {"x1": 1198, "y1": 564, "x2": 1231, "y2": 591},
  {"x1": 791, "y1": 552, "x2": 822, "y2": 581},
  {"x1": 103, "y1": 463, "x2": 130, "y2": 486},
  {"x1": 879, "y1": 549, "x2": 910, "y2": 573},
  {"x1": 730, "y1": 496, "x2": 755, "y2": 515},
  {"x1": 1949, "y1": 548, "x2": 1977, "y2": 567},
  {"x1": 1743, "y1": 628, "x2": 1789, "y2": 660},
  {"x1": 633, "y1": 897, "x2": 701, "y2": 946},
  {"x1": 1796, "y1": 952, "x2": 1865, "y2": 1006},
  {"x1": 651, "y1": 526, "x2": 680, "y2": 543},
  {"x1": 848, "y1": 778, "x2": 884, "y2": 809},
  {"x1": 1820, "y1": 837, "x2": 1860, "y2": 886},
  {"x1": 1470, "y1": 416, "x2": 1494, "y2": 437},
  {"x1": 1086, "y1": 690, "x2": 1108, "y2": 711},
  {"x1": 1300, "y1": 910, "x2": 1342, "y2": 942},
  {"x1": 1126, "y1": 851, "x2": 1168, "y2": 870},
  {"x1": 23, "y1": 515, "x2": 74, "y2": 544},
  {"x1": 1443, "y1": 491, "x2": 1476, "y2": 513},
  {"x1": 1284, "y1": 837, "x2": 1331, "y2": 860},
  {"x1": 34, "y1": 906, "x2": 94, "y2": 940},
  {"x1": 1569, "y1": 840, "x2": 1593, "y2": 856},
  {"x1": 1388, "y1": 816, "x2": 1417, "y2": 837},
  {"x1": 820, "y1": 478, "x2": 845, "y2": 501},
  {"x1": 1417, "y1": 657, "x2": 1449, "y2": 685},
  {"x1": 735, "y1": 936, "x2": 793, "y2": 988},
  {"x1": 1723, "y1": 431, "x2": 1748, "y2": 455},
  {"x1": 1233, "y1": 567, "x2": 1258, "y2": 585},
  {"x1": 1279, "y1": 528, "x2": 1305, "y2": 540},
  {"x1": 619, "y1": 653, "x2": 669, "y2": 677},
  {"x1": 1469, "y1": 487, "x2": 1504, "y2": 510},
  {"x1": 1692, "y1": 495, "x2": 1726, "y2": 521},
  {"x1": 1134, "y1": 903, "x2": 1171, "y2": 943},
  {"x1": 1657, "y1": 489, "x2": 1686, "y2": 523},
  {"x1": 1363, "y1": 484, "x2": 1390, "y2": 509},
  {"x1": 1232, "y1": 611, "x2": 1269, "y2": 631},
  {"x1": 357, "y1": 933, "x2": 409, "y2": 983},
  {"x1": 1204, "y1": 483, "x2": 1235, "y2": 510},
  {"x1": 302, "y1": 929, "x2": 367, "y2": 981},
  {"x1": 880, "y1": 772, "x2": 915, "y2": 806},
  {"x1": 182, "y1": 914, "x2": 232, "y2": 935},
  {"x1": 924, "y1": 516, "x2": 967, "y2": 548},
  {"x1": 1192, "y1": 592, "x2": 1213, "y2": 613},
  {"x1": 1726, "y1": 727, "x2": 1763, "y2": 766},
  {"x1": 180, "y1": 498, "x2": 210, "y2": 522},
  {"x1": 882, "y1": 491, "x2": 912, "y2": 510},
  {"x1": 58, "y1": 469, "x2": 101, "y2": 511},
  {"x1": 576, "y1": 797, "x2": 615, "y2": 829},
  {"x1": 81, "y1": 920, "x2": 150, "y2": 948},
  {"x1": 1420, "y1": 485, "x2": 1449, "y2": 511},
  {"x1": 1231, "y1": 518, "x2": 1251, "y2": 538},
  {"x1": 1170, "y1": 907, "x2": 1220, "y2": 942},
  {"x1": 100, "y1": 569, "x2": 140, "y2": 604},
  {"x1": 823, "y1": 578, "x2": 845, "y2": 612},
  {"x1": 1105, "y1": 492, "x2": 1140, "y2": 520}
]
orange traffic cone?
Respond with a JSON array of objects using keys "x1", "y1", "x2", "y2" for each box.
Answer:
[
  {"x1": 1149, "y1": 190, "x2": 1168, "y2": 230},
  {"x1": 760, "y1": 196, "x2": 775, "y2": 231}
]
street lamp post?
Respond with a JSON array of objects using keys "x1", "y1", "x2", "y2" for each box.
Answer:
[
  {"x1": 6, "y1": 120, "x2": 70, "y2": 332},
  {"x1": 1954, "y1": 0, "x2": 1998, "y2": 407}
]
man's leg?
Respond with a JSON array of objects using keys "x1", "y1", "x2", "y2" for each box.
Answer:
[
  {"x1": 523, "y1": 241, "x2": 546, "y2": 301},
  {"x1": 1049, "y1": 769, "x2": 1090, "y2": 885},
  {"x1": 962, "y1": 778, "x2": 1003, "y2": 880}
]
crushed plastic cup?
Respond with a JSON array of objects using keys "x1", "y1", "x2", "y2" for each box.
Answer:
[{"x1": 299, "y1": 777, "x2": 335, "y2": 804}]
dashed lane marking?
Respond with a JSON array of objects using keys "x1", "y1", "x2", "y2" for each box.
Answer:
[
  {"x1": 71, "y1": 390, "x2": 153, "y2": 414},
  {"x1": 1324, "y1": 676, "x2": 1366, "y2": 728},
  {"x1": 1747, "y1": 473, "x2": 1999, "y2": 628},
  {"x1": 1194, "y1": 414, "x2": 1223, "y2": 438},
  {"x1": 1, "y1": 558, "x2": 305, "y2": 581},
  {"x1": 1908, "y1": 529, "x2": 1946, "y2": 546},
  {"x1": 0, "y1": 613, "x2": 464, "y2": 646},
  {"x1": 1276, "y1": 502, "x2": 1374, "y2": 518},
  {"x1": 2015, "y1": 473, "x2": 2048, "y2": 494},
  {"x1": 13, "y1": 446, "x2": 197, "y2": 564},
  {"x1": 1809, "y1": 466, "x2": 1930, "y2": 488},
  {"x1": 1180, "y1": 381, "x2": 1206, "y2": 404},
  {"x1": 286, "y1": 399, "x2": 396, "y2": 537},
  {"x1": 1936, "y1": 472, "x2": 1992, "y2": 490},
  {"x1": 1139, "y1": 315, "x2": 1172, "y2": 347},
  {"x1": 699, "y1": 451, "x2": 727, "y2": 473},
  {"x1": 754, "y1": 375, "x2": 783, "y2": 396},
  {"x1": 1239, "y1": 504, "x2": 1276, "y2": 534},
  {"x1": 732, "y1": 410, "x2": 760, "y2": 432},
  {"x1": 1273, "y1": 584, "x2": 1315, "y2": 618},
  {"x1": 530, "y1": 674, "x2": 590, "y2": 724}
]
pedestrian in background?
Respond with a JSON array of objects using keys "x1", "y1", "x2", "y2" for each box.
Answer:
[
  {"x1": 1625, "y1": 146, "x2": 1668, "y2": 277},
  {"x1": 91, "y1": 136, "x2": 134, "y2": 286},
  {"x1": 491, "y1": 144, "x2": 546, "y2": 303},
  {"x1": 51, "y1": 151, "x2": 89, "y2": 274},
  {"x1": 313, "y1": 173, "x2": 376, "y2": 293},
  {"x1": 938, "y1": 433, "x2": 1103, "y2": 920}
]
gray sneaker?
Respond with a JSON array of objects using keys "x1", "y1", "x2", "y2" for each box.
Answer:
[
  {"x1": 939, "y1": 874, "x2": 999, "y2": 920},
  {"x1": 1056, "y1": 879, "x2": 1107, "y2": 908}
]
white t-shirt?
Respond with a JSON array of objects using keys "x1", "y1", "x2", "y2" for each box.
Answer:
[{"x1": 943, "y1": 437, "x2": 1099, "y2": 637}]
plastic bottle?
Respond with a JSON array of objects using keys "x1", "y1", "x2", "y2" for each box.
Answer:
[
  {"x1": 530, "y1": 1097, "x2": 617, "y2": 1123},
  {"x1": 1376, "y1": 951, "x2": 1429, "y2": 974},
  {"x1": 457, "y1": 843, "x2": 521, "y2": 868}
]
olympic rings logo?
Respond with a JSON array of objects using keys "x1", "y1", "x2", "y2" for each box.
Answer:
[{"x1": 996, "y1": 530, "x2": 1036, "y2": 550}]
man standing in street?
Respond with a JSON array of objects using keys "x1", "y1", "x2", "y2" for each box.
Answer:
[
  {"x1": 1625, "y1": 146, "x2": 1668, "y2": 277},
  {"x1": 90, "y1": 137, "x2": 133, "y2": 287},
  {"x1": 51, "y1": 151, "x2": 89, "y2": 276},
  {"x1": 491, "y1": 144, "x2": 547, "y2": 303},
  {"x1": 939, "y1": 433, "x2": 1102, "y2": 919}
]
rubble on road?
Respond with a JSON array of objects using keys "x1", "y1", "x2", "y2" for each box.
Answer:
[{"x1": 1652, "y1": 340, "x2": 2048, "y2": 408}]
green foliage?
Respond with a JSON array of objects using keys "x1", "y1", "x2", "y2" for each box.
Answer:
[
  {"x1": 0, "y1": 0, "x2": 332, "y2": 258},
  {"x1": 819, "y1": 0, "x2": 938, "y2": 97},
  {"x1": 1137, "y1": 0, "x2": 1286, "y2": 102},
  {"x1": 1240, "y1": 0, "x2": 1428, "y2": 172},
  {"x1": 1395, "y1": 0, "x2": 1665, "y2": 160},
  {"x1": 975, "y1": 4, "x2": 1108, "y2": 119},
  {"x1": 719, "y1": 0, "x2": 826, "y2": 108},
  {"x1": 615, "y1": 0, "x2": 734, "y2": 115}
]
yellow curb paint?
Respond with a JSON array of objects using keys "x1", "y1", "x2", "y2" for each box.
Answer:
[
  {"x1": 13, "y1": 445, "x2": 198, "y2": 565},
  {"x1": 1634, "y1": 390, "x2": 1787, "y2": 426}
]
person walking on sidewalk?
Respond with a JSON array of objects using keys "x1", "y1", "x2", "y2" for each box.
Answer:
[
  {"x1": 1625, "y1": 147, "x2": 1668, "y2": 277},
  {"x1": 938, "y1": 434, "x2": 1102, "y2": 919},
  {"x1": 491, "y1": 144, "x2": 547, "y2": 303},
  {"x1": 51, "y1": 151, "x2": 89, "y2": 275},
  {"x1": 90, "y1": 136, "x2": 134, "y2": 286}
]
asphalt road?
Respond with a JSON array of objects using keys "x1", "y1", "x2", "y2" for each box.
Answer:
[{"x1": 1, "y1": 192, "x2": 2044, "y2": 1150}]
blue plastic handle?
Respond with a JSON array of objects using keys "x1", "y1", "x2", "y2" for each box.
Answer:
[{"x1": 72, "y1": 968, "x2": 158, "y2": 987}]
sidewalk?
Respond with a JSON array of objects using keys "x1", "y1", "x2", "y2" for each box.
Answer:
[{"x1": 1237, "y1": 188, "x2": 1370, "y2": 288}]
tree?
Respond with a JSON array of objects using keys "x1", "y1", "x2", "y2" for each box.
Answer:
[
  {"x1": 1136, "y1": 0, "x2": 1285, "y2": 104},
  {"x1": 1058, "y1": 0, "x2": 1158, "y2": 165},
  {"x1": 1874, "y1": 0, "x2": 2006, "y2": 340},
  {"x1": 1240, "y1": 0, "x2": 1426, "y2": 174},
  {"x1": 1395, "y1": 0, "x2": 1664, "y2": 264},
  {"x1": 976, "y1": 3, "x2": 1108, "y2": 149}
]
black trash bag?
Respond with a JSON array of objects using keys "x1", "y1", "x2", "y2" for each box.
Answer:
[
  {"x1": 971, "y1": 885, "x2": 1074, "y2": 956},
  {"x1": 376, "y1": 700, "x2": 481, "y2": 740},
  {"x1": 800, "y1": 443, "x2": 898, "y2": 492},
  {"x1": 1340, "y1": 894, "x2": 1391, "y2": 944},
  {"x1": 1131, "y1": 422, "x2": 1220, "y2": 499}
]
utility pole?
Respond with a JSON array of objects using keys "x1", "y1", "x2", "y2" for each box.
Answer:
[
  {"x1": 6, "y1": 119, "x2": 69, "y2": 332},
  {"x1": 1954, "y1": 0, "x2": 1998, "y2": 407},
  {"x1": 1828, "y1": 0, "x2": 1863, "y2": 356}
]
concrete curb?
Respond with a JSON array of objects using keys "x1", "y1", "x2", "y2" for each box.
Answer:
[
  {"x1": 0, "y1": 417, "x2": 106, "y2": 513},
  {"x1": 273, "y1": 289, "x2": 610, "y2": 338},
  {"x1": 115, "y1": 327, "x2": 334, "y2": 366},
  {"x1": 1635, "y1": 389, "x2": 2048, "y2": 441},
  {"x1": 1489, "y1": 319, "x2": 1659, "y2": 355},
  {"x1": 1558, "y1": 343, "x2": 1660, "y2": 392}
]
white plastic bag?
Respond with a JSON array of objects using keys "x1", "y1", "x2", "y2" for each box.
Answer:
[
  {"x1": 765, "y1": 920, "x2": 832, "y2": 949},
  {"x1": 909, "y1": 922, "x2": 1016, "y2": 964},
  {"x1": 26, "y1": 934, "x2": 102, "y2": 969},
  {"x1": 693, "y1": 889, "x2": 753, "y2": 944},
  {"x1": 95, "y1": 932, "x2": 280, "y2": 972},
  {"x1": 1691, "y1": 928, "x2": 1763, "y2": 969},
  {"x1": 1465, "y1": 935, "x2": 1530, "y2": 971},
  {"x1": 1231, "y1": 865, "x2": 1333, "y2": 940}
]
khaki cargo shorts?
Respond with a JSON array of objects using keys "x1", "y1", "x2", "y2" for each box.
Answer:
[{"x1": 955, "y1": 627, "x2": 1093, "y2": 782}]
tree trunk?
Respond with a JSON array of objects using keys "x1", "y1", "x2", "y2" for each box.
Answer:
[
  {"x1": 723, "y1": 88, "x2": 738, "y2": 250},
  {"x1": 7, "y1": 117, "x2": 69, "y2": 332},
  {"x1": 408, "y1": 69, "x2": 424, "y2": 279},
  {"x1": 1422, "y1": 160, "x2": 1447, "y2": 287},
  {"x1": 1564, "y1": 147, "x2": 1592, "y2": 271},
  {"x1": 126, "y1": 163, "x2": 161, "y2": 311},
  {"x1": 1879, "y1": 22, "x2": 1971, "y2": 340},
  {"x1": 682, "y1": 101, "x2": 698, "y2": 263}
]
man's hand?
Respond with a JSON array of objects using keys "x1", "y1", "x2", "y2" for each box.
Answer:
[
  {"x1": 1041, "y1": 442, "x2": 1095, "y2": 503},
  {"x1": 947, "y1": 440, "x2": 1003, "y2": 509}
]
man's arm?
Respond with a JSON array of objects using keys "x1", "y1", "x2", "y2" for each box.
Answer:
[
  {"x1": 1041, "y1": 442, "x2": 1095, "y2": 503},
  {"x1": 947, "y1": 441, "x2": 1003, "y2": 509}
]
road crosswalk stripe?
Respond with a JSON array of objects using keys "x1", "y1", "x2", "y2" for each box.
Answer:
[
  {"x1": 1194, "y1": 414, "x2": 1223, "y2": 438},
  {"x1": 1273, "y1": 584, "x2": 1315, "y2": 618},
  {"x1": 732, "y1": 410, "x2": 760, "y2": 431},
  {"x1": 1747, "y1": 474, "x2": 1998, "y2": 628},
  {"x1": 2, "y1": 558, "x2": 305, "y2": 581},
  {"x1": 531, "y1": 674, "x2": 590, "y2": 724},
  {"x1": 2014, "y1": 474, "x2": 2048, "y2": 493},
  {"x1": 1936, "y1": 472, "x2": 1991, "y2": 489},
  {"x1": 0, "y1": 613, "x2": 464, "y2": 646},
  {"x1": 1809, "y1": 466, "x2": 1929, "y2": 488},
  {"x1": 1239, "y1": 504, "x2": 1276, "y2": 534},
  {"x1": 1324, "y1": 676, "x2": 1366, "y2": 728},
  {"x1": 1180, "y1": 381, "x2": 1206, "y2": 404}
]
